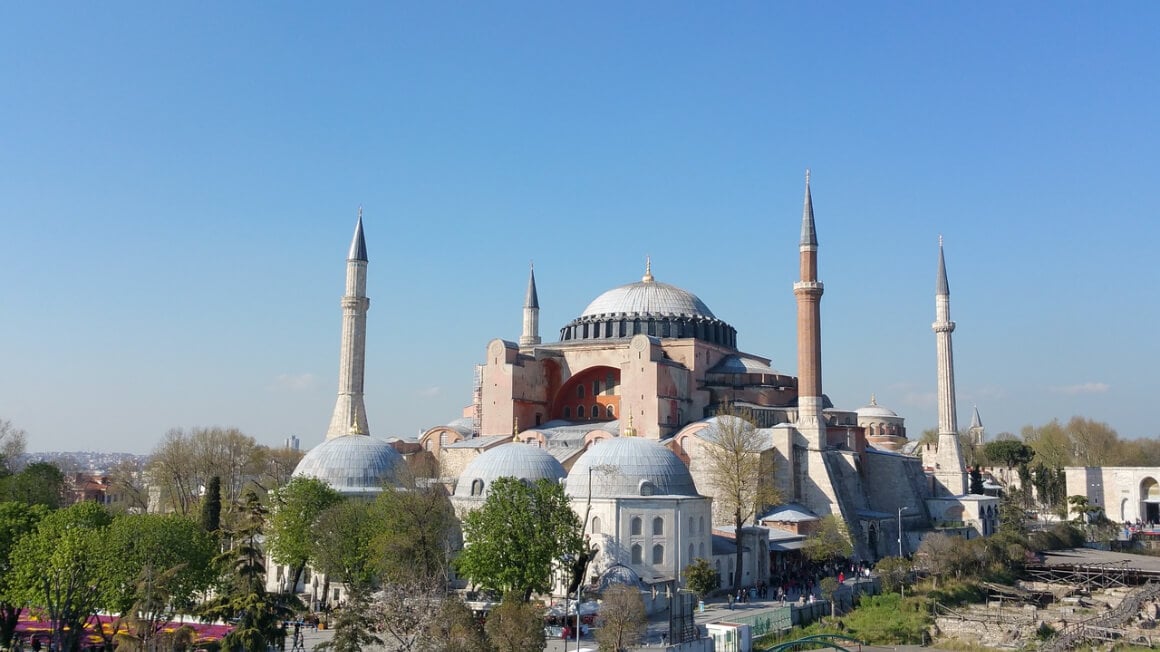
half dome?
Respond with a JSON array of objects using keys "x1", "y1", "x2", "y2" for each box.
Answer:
[
  {"x1": 566, "y1": 437, "x2": 699, "y2": 499},
  {"x1": 293, "y1": 435, "x2": 404, "y2": 495}
]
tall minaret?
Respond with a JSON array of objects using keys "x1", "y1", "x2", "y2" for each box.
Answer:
[
  {"x1": 794, "y1": 170, "x2": 826, "y2": 447},
  {"x1": 931, "y1": 238, "x2": 966, "y2": 494},
  {"x1": 519, "y1": 263, "x2": 541, "y2": 347},
  {"x1": 325, "y1": 210, "x2": 371, "y2": 439}
]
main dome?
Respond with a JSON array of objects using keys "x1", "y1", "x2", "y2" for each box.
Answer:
[
  {"x1": 293, "y1": 435, "x2": 404, "y2": 495},
  {"x1": 559, "y1": 266, "x2": 736, "y2": 348},
  {"x1": 581, "y1": 280, "x2": 716, "y2": 319}
]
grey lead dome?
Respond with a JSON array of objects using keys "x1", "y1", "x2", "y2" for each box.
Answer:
[
  {"x1": 566, "y1": 437, "x2": 700, "y2": 499},
  {"x1": 293, "y1": 435, "x2": 404, "y2": 494},
  {"x1": 580, "y1": 280, "x2": 716, "y2": 319},
  {"x1": 453, "y1": 442, "x2": 567, "y2": 499}
]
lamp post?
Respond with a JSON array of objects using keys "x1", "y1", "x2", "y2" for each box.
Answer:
[{"x1": 897, "y1": 506, "x2": 910, "y2": 558}]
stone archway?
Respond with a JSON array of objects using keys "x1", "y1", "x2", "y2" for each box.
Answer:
[{"x1": 1141, "y1": 477, "x2": 1160, "y2": 524}]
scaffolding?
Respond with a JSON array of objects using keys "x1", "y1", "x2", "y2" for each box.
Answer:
[{"x1": 472, "y1": 364, "x2": 483, "y2": 438}]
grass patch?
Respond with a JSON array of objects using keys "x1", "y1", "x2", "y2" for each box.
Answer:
[{"x1": 754, "y1": 593, "x2": 932, "y2": 648}]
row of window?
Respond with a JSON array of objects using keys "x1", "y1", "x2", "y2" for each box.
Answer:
[
  {"x1": 576, "y1": 374, "x2": 618, "y2": 398},
  {"x1": 591, "y1": 515, "x2": 708, "y2": 537},
  {"x1": 562, "y1": 404, "x2": 615, "y2": 419},
  {"x1": 627, "y1": 541, "x2": 709, "y2": 566}
]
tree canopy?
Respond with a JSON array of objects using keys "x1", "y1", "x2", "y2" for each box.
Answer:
[
  {"x1": 801, "y1": 514, "x2": 853, "y2": 563},
  {"x1": 0, "y1": 501, "x2": 48, "y2": 648},
  {"x1": 267, "y1": 476, "x2": 344, "y2": 591},
  {"x1": 456, "y1": 477, "x2": 583, "y2": 601}
]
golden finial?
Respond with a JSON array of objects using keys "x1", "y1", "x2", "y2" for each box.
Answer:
[
  {"x1": 642, "y1": 256, "x2": 654, "y2": 283},
  {"x1": 350, "y1": 416, "x2": 363, "y2": 435},
  {"x1": 625, "y1": 412, "x2": 635, "y2": 437},
  {"x1": 513, "y1": 416, "x2": 519, "y2": 436}
]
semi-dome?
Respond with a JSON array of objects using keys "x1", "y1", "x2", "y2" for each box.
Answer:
[
  {"x1": 293, "y1": 435, "x2": 404, "y2": 495},
  {"x1": 453, "y1": 442, "x2": 566, "y2": 499},
  {"x1": 566, "y1": 437, "x2": 699, "y2": 499},
  {"x1": 856, "y1": 395, "x2": 899, "y2": 419},
  {"x1": 559, "y1": 264, "x2": 736, "y2": 348}
]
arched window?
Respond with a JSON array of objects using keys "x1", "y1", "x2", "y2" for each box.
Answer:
[
  {"x1": 592, "y1": 404, "x2": 600, "y2": 419},
  {"x1": 630, "y1": 517, "x2": 642, "y2": 536},
  {"x1": 652, "y1": 544, "x2": 664, "y2": 564},
  {"x1": 563, "y1": 406, "x2": 571, "y2": 418},
  {"x1": 699, "y1": 516, "x2": 705, "y2": 534},
  {"x1": 652, "y1": 517, "x2": 664, "y2": 536},
  {"x1": 607, "y1": 405, "x2": 615, "y2": 418},
  {"x1": 591, "y1": 516, "x2": 602, "y2": 535},
  {"x1": 578, "y1": 385, "x2": 586, "y2": 398},
  {"x1": 593, "y1": 380, "x2": 601, "y2": 395},
  {"x1": 699, "y1": 542, "x2": 705, "y2": 558},
  {"x1": 577, "y1": 405, "x2": 586, "y2": 418},
  {"x1": 631, "y1": 544, "x2": 642, "y2": 564},
  {"x1": 688, "y1": 516, "x2": 694, "y2": 533},
  {"x1": 687, "y1": 543, "x2": 694, "y2": 564},
  {"x1": 471, "y1": 479, "x2": 484, "y2": 496}
]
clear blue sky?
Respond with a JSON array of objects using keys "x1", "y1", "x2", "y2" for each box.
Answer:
[{"x1": 2, "y1": 3, "x2": 1157, "y2": 454}]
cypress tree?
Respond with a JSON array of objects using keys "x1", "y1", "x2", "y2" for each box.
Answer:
[{"x1": 200, "y1": 475, "x2": 221, "y2": 534}]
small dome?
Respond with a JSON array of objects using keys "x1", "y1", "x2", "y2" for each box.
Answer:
[
  {"x1": 453, "y1": 443, "x2": 566, "y2": 499},
  {"x1": 293, "y1": 435, "x2": 404, "y2": 495},
  {"x1": 581, "y1": 280, "x2": 715, "y2": 319},
  {"x1": 566, "y1": 437, "x2": 698, "y2": 499},
  {"x1": 856, "y1": 395, "x2": 899, "y2": 419}
]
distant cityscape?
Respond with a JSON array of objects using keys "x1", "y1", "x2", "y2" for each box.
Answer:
[{"x1": 18, "y1": 451, "x2": 147, "y2": 474}]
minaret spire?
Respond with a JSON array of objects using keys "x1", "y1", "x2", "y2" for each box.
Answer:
[
  {"x1": 326, "y1": 211, "x2": 371, "y2": 438},
  {"x1": 642, "y1": 255, "x2": 654, "y2": 283},
  {"x1": 931, "y1": 238, "x2": 966, "y2": 495},
  {"x1": 793, "y1": 169, "x2": 826, "y2": 448},
  {"x1": 520, "y1": 262, "x2": 541, "y2": 347}
]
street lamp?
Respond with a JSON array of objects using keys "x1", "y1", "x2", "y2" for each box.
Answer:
[{"x1": 897, "y1": 506, "x2": 910, "y2": 558}]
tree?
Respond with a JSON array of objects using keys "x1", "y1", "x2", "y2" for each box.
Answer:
[
  {"x1": 371, "y1": 478, "x2": 457, "y2": 584},
  {"x1": 914, "y1": 532, "x2": 958, "y2": 588},
  {"x1": 315, "y1": 588, "x2": 382, "y2": 652},
  {"x1": 457, "y1": 477, "x2": 584, "y2": 602},
  {"x1": 7, "y1": 502, "x2": 113, "y2": 652},
  {"x1": 702, "y1": 407, "x2": 779, "y2": 590},
  {"x1": 873, "y1": 556, "x2": 912, "y2": 595},
  {"x1": 373, "y1": 578, "x2": 442, "y2": 652},
  {"x1": 101, "y1": 513, "x2": 216, "y2": 647},
  {"x1": 818, "y1": 576, "x2": 840, "y2": 617},
  {"x1": 147, "y1": 427, "x2": 264, "y2": 516},
  {"x1": 199, "y1": 490, "x2": 298, "y2": 652},
  {"x1": 983, "y1": 440, "x2": 1034, "y2": 471},
  {"x1": 0, "y1": 420, "x2": 27, "y2": 475},
  {"x1": 200, "y1": 475, "x2": 222, "y2": 534},
  {"x1": 969, "y1": 467, "x2": 986, "y2": 495},
  {"x1": 0, "y1": 501, "x2": 48, "y2": 649},
  {"x1": 1, "y1": 461, "x2": 66, "y2": 508},
  {"x1": 594, "y1": 583, "x2": 647, "y2": 652},
  {"x1": 421, "y1": 594, "x2": 492, "y2": 652},
  {"x1": 267, "y1": 476, "x2": 344, "y2": 591},
  {"x1": 484, "y1": 594, "x2": 545, "y2": 652},
  {"x1": 802, "y1": 515, "x2": 853, "y2": 564},
  {"x1": 254, "y1": 444, "x2": 304, "y2": 492},
  {"x1": 104, "y1": 457, "x2": 150, "y2": 513},
  {"x1": 1021, "y1": 420, "x2": 1072, "y2": 469},
  {"x1": 311, "y1": 500, "x2": 378, "y2": 594},
  {"x1": 683, "y1": 557, "x2": 719, "y2": 601},
  {"x1": 1065, "y1": 416, "x2": 1120, "y2": 467}
]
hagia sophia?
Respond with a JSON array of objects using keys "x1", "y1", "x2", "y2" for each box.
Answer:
[{"x1": 285, "y1": 175, "x2": 999, "y2": 606}]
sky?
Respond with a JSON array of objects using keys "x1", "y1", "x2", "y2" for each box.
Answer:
[{"x1": 2, "y1": 3, "x2": 1158, "y2": 454}]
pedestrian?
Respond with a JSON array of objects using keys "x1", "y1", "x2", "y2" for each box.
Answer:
[{"x1": 728, "y1": 593, "x2": 734, "y2": 610}]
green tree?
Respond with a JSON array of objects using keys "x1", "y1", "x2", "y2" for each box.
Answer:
[
  {"x1": 0, "y1": 420, "x2": 27, "y2": 476},
  {"x1": 818, "y1": 576, "x2": 840, "y2": 617},
  {"x1": 969, "y1": 467, "x2": 985, "y2": 495},
  {"x1": 457, "y1": 477, "x2": 583, "y2": 602},
  {"x1": 315, "y1": 588, "x2": 382, "y2": 652},
  {"x1": 372, "y1": 479, "x2": 457, "y2": 584},
  {"x1": 702, "y1": 407, "x2": 779, "y2": 590},
  {"x1": 0, "y1": 501, "x2": 48, "y2": 648},
  {"x1": 7, "y1": 502, "x2": 113, "y2": 652},
  {"x1": 484, "y1": 594, "x2": 545, "y2": 652},
  {"x1": 200, "y1": 475, "x2": 222, "y2": 534},
  {"x1": 2, "y1": 461, "x2": 67, "y2": 508},
  {"x1": 267, "y1": 476, "x2": 344, "y2": 591},
  {"x1": 311, "y1": 500, "x2": 379, "y2": 593},
  {"x1": 802, "y1": 515, "x2": 853, "y2": 564},
  {"x1": 200, "y1": 490, "x2": 298, "y2": 652},
  {"x1": 594, "y1": 583, "x2": 647, "y2": 652},
  {"x1": 683, "y1": 557, "x2": 719, "y2": 601},
  {"x1": 983, "y1": 440, "x2": 1034, "y2": 471},
  {"x1": 1021, "y1": 420, "x2": 1072, "y2": 469},
  {"x1": 1065, "y1": 416, "x2": 1120, "y2": 467},
  {"x1": 422, "y1": 594, "x2": 492, "y2": 652},
  {"x1": 101, "y1": 513, "x2": 216, "y2": 647},
  {"x1": 873, "y1": 556, "x2": 912, "y2": 595}
]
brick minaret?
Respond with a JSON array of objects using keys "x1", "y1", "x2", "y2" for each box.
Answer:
[
  {"x1": 326, "y1": 210, "x2": 371, "y2": 439},
  {"x1": 931, "y1": 239, "x2": 966, "y2": 494},
  {"x1": 794, "y1": 171, "x2": 826, "y2": 447},
  {"x1": 519, "y1": 263, "x2": 541, "y2": 347}
]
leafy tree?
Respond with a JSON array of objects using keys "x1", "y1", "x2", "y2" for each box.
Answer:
[
  {"x1": 1021, "y1": 420, "x2": 1071, "y2": 469},
  {"x1": 2, "y1": 461, "x2": 66, "y2": 508},
  {"x1": 484, "y1": 594, "x2": 545, "y2": 652},
  {"x1": 683, "y1": 557, "x2": 719, "y2": 601},
  {"x1": 802, "y1": 515, "x2": 853, "y2": 564},
  {"x1": 917, "y1": 428, "x2": 939, "y2": 447},
  {"x1": 457, "y1": 477, "x2": 583, "y2": 602},
  {"x1": 0, "y1": 501, "x2": 48, "y2": 648},
  {"x1": 702, "y1": 407, "x2": 779, "y2": 589},
  {"x1": 1068, "y1": 495, "x2": 1102, "y2": 523},
  {"x1": 101, "y1": 513, "x2": 216, "y2": 647},
  {"x1": 267, "y1": 476, "x2": 344, "y2": 591},
  {"x1": 7, "y1": 502, "x2": 113, "y2": 652},
  {"x1": 983, "y1": 440, "x2": 1033, "y2": 471},
  {"x1": 873, "y1": 556, "x2": 912, "y2": 595},
  {"x1": 311, "y1": 500, "x2": 378, "y2": 594},
  {"x1": 818, "y1": 576, "x2": 840, "y2": 617},
  {"x1": 199, "y1": 490, "x2": 298, "y2": 652},
  {"x1": 594, "y1": 583, "x2": 647, "y2": 652},
  {"x1": 315, "y1": 588, "x2": 382, "y2": 652},
  {"x1": 200, "y1": 475, "x2": 222, "y2": 534},
  {"x1": 422, "y1": 594, "x2": 492, "y2": 652},
  {"x1": 148, "y1": 427, "x2": 265, "y2": 516},
  {"x1": 1065, "y1": 416, "x2": 1119, "y2": 467},
  {"x1": 969, "y1": 467, "x2": 985, "y2": 495},
  {"x1": 372, "y1": 478, "x2": 457, "y2": 583}
]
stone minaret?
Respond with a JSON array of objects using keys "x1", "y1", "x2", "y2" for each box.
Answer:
[
  {"x1": 931, "y1": 239, "x2": 967, "y2": 495},
  {"x1": 519, "y1": 264, "x2": 541, "y2": 347},
  {"x1": 325, "y1": 211, "x2": 371, "y2": 439},
  {"x1": 794, "y1": 171, "x2": 826, "y2": 448}
]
